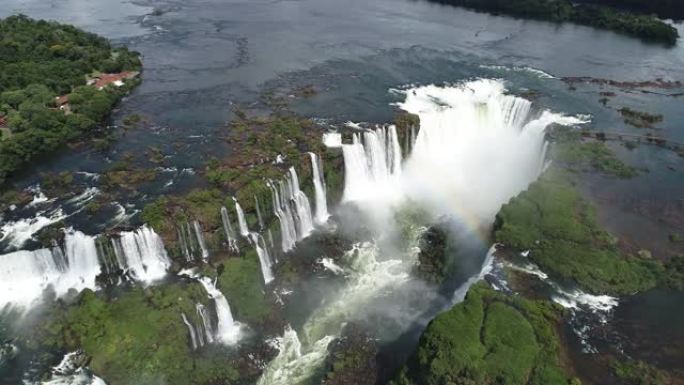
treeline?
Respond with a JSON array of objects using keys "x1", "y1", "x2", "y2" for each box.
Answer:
[
  {"x1": 577, "y1": 0, "x2": 684, "y2": 20},
  {"x1": 0, "y1": 15, "x2": 141, "y2": 184},
  {"x1": 428, "y1": 0, "x2": 679, "y2": 45}
]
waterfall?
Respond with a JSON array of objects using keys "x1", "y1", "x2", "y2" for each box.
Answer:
[
  {"x1": 111, "y1": 226, "x2": 171, "y2": 284},
  {"x1": 196, "y1": 302, "x2": 214, "y2": 345},
  {"x1": 255, "y1": 195, "x2": 265, "y2": 230},
  {"x1": 339, "y1": 80, "x2": 586, "y2": 224},
  {"x1": 181, "y1": 313, "x2": 199, "y2": 350},
  {"x1": 268, "y1": 181, "x2": 296, "y2": 252},
  {"x1": 192, "y1": 221, "x2": 209, "y2": 260},
  {"x1": 197, "y1": 277, "x2": 241, "y2": 345},
  {"x1": 1, "y1": 226, "x2": 172, "y2": 309},
  {"x1": 308, "y1": 153, "x2": 330, "y2": 224},
  {"x1": 288, "y1": 167, "x2": 314, "y2": 238},
  {"x1": 341, "y1": 125, "x2": 402, "y2": 203},
  {"x1": 0, "y1": 229, "x2": 102, "y2": 309},
  {"x1": 220, "y1": 206, "x2": 239, "y2": 253},
  {"x1": 234, "y1": 198, "x2": 250, "y2": 237},
  {"x1": 250, "y1": 233, "x2": 274, "y2": 284}
]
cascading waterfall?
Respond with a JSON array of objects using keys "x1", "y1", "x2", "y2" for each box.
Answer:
[
  {"x1": 287, "y1": 167, "x2": 314, "y2": 238},
  {"x1": 197, "y1": 276, "x2": 241, "y2": 345},
  {"x1": 193, "y1": 221, "x2": 209, "y2": 260},
  {"x1": 308, "y1": 153, "x2": 330, "y2": 224},
  {"x1": 111, "y1": 226, "x2": 171, "y2": 284},
  {"x1": 254, "y1": 195, "x2": 265, "y2": 230},
  {"x1": 177, "y1": 225, "x2": 193, "y2": 262},
  {"x1": 267, "y1": 167, "x2": 315, "y2": 253},
  {"x1": 233, "y1": 198, "x2": 250, "y2": 237},
  {"x1": 0, "y1": 229, "x2": 101, "y2": 309},
  {"x1": 249, "y1": 233, "x2": 274, "y2": 284},
  {"x1": 181, "y1": 313, "x2": 200, "y2": 350},
  {"x1": 220, "y1": 206, "x2": 239, "y2": 253},
  {"x1": 0, "y1": 226, "x2": 172, "y2": 309},
  {"x1": 260, "y1": 79, "x2": 588, "y2": 385},
  {"x1": 196, "y1": 302, "x2": 214, "y2": 345},
  {"x1": 268, "y1": 181, "x2": 297, "y2": 252},
  {"x1": 341, "y1": 125, "x2": 403, "y2": 203}
]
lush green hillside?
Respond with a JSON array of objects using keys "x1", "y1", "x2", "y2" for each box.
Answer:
[
  {"x1": 0, "y1": 15, "x2": 141, "y2": 184},
  {"x1": 391, "y1": 282, "x2": 576, "y2": 385},
  {"x1": 429, "y1": 0, "x2": 678, "y2": 45},
  {"x1": 494, "y1": 169, "x2": 666, "y2": 295}
]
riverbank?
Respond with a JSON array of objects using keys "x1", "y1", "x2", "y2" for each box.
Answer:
[
  {"x1": 0, "y1": 15, "x2": 142, "y2": 185},
  {"x1": 428, "y1": 0, "x2": 679, "y2": 45}
]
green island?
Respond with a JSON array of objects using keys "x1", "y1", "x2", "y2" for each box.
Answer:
[
  {"x1": 0, "y1": 15, "x2": 141, "y2": 184},
  {"x1": 428, "y1": 0, "x2": 679, "y2": 45},
  {"x1": 391, "y1": 282, "x2": 576, "y2": 385}
]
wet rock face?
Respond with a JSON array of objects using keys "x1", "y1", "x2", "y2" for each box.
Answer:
[
  {"x1": 415, "y1": 225, "x2": 448, "y2": 284},
  {"x1": 321, "y1": 323, "x2": 377, "y2": 385}
]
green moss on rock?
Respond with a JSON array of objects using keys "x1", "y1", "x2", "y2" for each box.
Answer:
[
  {"x1": 494, "y1": 169, "x2": 663, "y2": 294},
  {"x1": 392, "y1": 282, "x2": 574, "y2": 385},
  {"x1": 33, "y1": 283, "x2": 241, "y2": 385}
]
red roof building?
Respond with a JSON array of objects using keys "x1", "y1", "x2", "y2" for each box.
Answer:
[
  {"x1": 0, "y1": 116, "x2": 7, "y2": 128},
  {"x1": 93, "y1": 71, "x2": 139, "y2": 90}
]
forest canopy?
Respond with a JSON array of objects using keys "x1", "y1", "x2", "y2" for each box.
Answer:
[{"x1": 0, "y1": 15, "x2": 142, "y2": 184}]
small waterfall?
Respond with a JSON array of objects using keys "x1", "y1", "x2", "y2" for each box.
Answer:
[
  {"x1": 196, "y1": 302, "x2": 214, "y2": 345},
  {"x1": 181, "y1": 313, "x2": 199, "y2": 350},
  {"x1": 111, "y1": 226, "x2": 171, "y2": 284},
  {"x1": 177, "y1": 224, "x2": 193, "y2": 262},
  {"x1": 287, "y1": 167, "x2": 314, "y2": 238},
  {"x1": 268, "y1": 181, "x2": 297, "y2": 252},
  {"x1": 234, "y1": 198, "x2": 250, "y2": 237},
  {"x1": 193, "y1": 221, "x2": 209, "y2": 260},
  {"x1": 198, "y1": 277, "x2": 241, "y2": 345},
  {"x1": 308, "y1": 153, "x2": 330, "y2": 224},
  {"x1": 220, "y1": 206, "x2": 239, "y2": 253},
  {"x1": 250, "y1": 233, "x2": 274, "y2": 284},
  {"x1": 254, "y1": 195, "x2": 265, "y2": 230}
]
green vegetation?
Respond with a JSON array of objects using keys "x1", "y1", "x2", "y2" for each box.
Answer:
[
  {"x1": 0, "y1": 15, "x2": 141, "y2": 184},
  {"x1": 216, "y1": 250, "x2": 274, "y2": 325},
  {"x1": 662, "y1": 255, "x2": 684, "y2": 290},
  {"x1": 494, "y1": 169, "x2": 664, "y2": 294},
  {"x1": 32, "y1": 284, "x2": 242, "y2": 385},
  {"x1": 392, "y1": 282, "x2": 575, "y2": 385},
  {"x1": 322, "y1": 324, "x2": 377, "y2": 385},
  {"x1": 554, "y1": 140, "x2": 637, "y2": 178},
  {"x1": 619, "y1": 107, "x2": 663, "y2": 128},
  {"x1": 429, "y1": 0, "x2": 678, "y2": 45},
  {"x1": 611, "y1": 358, "x2": 673, "y2": 385}
]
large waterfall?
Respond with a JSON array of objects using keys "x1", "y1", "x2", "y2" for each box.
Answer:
[
  {"x1": 0, "y1": 229, "x2": 100, "y2": 309},
  {"x1": 197, "y1": 277, "x2": 241, "y2": 345},
  {"x1": 0, "y1": 227, "x2": 171, "y2": 310},
  {"x1": 341, "y1": 125, "x2": 403, "y2": 203},
  {"x1": 259, "y1": 79, "x2": 588, "y2": 385},
  {"x1": 308, "y1": 153, "x2": 330, "y2": 224}
]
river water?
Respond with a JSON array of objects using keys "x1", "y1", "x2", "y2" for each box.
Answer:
[{"x1": 1, "y1": 0, "x2": 683, "y2": 384}]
